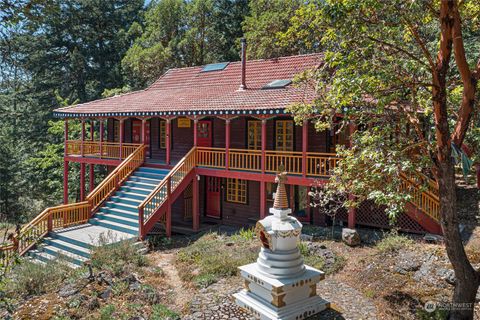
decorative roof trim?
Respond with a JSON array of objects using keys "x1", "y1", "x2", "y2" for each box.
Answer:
[{"x1": 52, "y1": 108, "x2": 287, "y2": 119}]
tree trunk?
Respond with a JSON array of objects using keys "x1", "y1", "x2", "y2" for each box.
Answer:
[{"x1": 438, "y1": 161, "x2": 479, "y2": 320}]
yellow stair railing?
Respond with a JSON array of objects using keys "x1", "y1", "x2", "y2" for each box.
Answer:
[
  {"x1": 138, "y1": 147, "x2": 197, "y2": 237},
  {"x1": 400, "y1": 173, "x2": 440, "y2": 222},
  {"x1": 0, "y1": 144, "x2": 146, "y2": 269}
]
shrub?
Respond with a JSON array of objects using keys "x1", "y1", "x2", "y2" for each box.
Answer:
[
  {"x1": 176, "y1": 232, "x2": 257, "y2": 287},
  {"x1": 6, "y1": 258, "x2": 73, "y2": 297},
  {"x1": 99, "y1": 304, "x2": 115, "y2": 320},
  {"x1": 90, "y1": 231, "x2": 148, "y2": 275},
  {"x1": 376, "y1": 231, "x2": 415, "y2": 253},
  {"x1": 150, "y1": 304, "x2": 180, "y2": 320}
]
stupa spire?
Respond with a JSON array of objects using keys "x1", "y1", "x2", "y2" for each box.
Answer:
[{"x1": 273, "y1": 165, "x2": 289, "y2": 210}]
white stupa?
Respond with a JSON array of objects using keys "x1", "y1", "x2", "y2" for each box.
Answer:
[{"x1": 234, "y1": 171, "x2": 329, "y2": 320}]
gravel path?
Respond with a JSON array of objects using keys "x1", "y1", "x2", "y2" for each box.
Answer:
[{"x1": 181, "y1": 276, "x2": 377, "y2": 320}]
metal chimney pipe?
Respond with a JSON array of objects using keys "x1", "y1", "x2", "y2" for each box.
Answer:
[{"x1": 240, "y1": 38, "x2": 247, "y2": 90}]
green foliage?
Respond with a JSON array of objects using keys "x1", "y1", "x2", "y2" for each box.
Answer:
[
  {"x1": 90, "y1": 232, "x2": 148, "y2": 275},
  {"x1": 99, "y1": 304, "x2": 116, "y2": 320},
  {"x1": 6, "y1": 258, "x2": 74, "y2": 297},
  {"x1": 232, "y1": 227, "x2": 255, "y2": 241},
  {"x1": 243, "y1": 0, "x2": 303, "y2": 59},
  {"x1": 376, "y1": 231, "x2": 415, "y2": 253},
  {"x1": 123, "y1": 0, "x2": 248, "y2": 87},
  {"x1": 150, "y1": 304, "x2": 180, "y2": 320},
  {"x1": 175, "y1": 232, "x2": 257, "y2": 287}
]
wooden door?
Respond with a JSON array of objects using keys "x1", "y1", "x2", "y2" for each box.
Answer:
[
  {"x1": 197, "y1": 120, "x2": 212, "y2": 147},
  {"x1": 132, "y1": 119, "x2": 150, "y2": 156},
  {"x1": 206, "y1": 177, "x2": 221, "y2": 218}
]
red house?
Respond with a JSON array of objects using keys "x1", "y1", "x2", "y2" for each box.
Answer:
[
  {"x1": 48, "y1": 47, "x2": 440, "y2": 240},
  {"x1": 0, "y1": 47, "x2": 443, "y2": 267}
]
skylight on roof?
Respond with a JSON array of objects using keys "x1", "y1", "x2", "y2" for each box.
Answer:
[
  {"x1": 263, "y1": 79, "x2": 292, "y2": 89},
  {"x1": 202, "y1": 62, "x2": 229, "y2": 72}
]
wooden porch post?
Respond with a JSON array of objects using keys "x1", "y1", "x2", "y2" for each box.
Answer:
[
  {"x1": 166, "y1": 177, "x2": 172, "y2": 237},
  {"x1": 192, "y1": 175, "x2": 199, "y2": 231},
  {"x1": 166, "y1": 119, "x2": 171, "y2": 165},
  {"x1": 80, "y1": 163, "x2": 86, "y2": 201},
  {"x1": 225, "y1": 119, "x2": 230, "y2": 170},
  {"x1": 302, "y1": 120, "x2": 308, "y2": 177},
  {"x1": 63, "y1": 161, "x2": 69, "y2": 204},
  {"x1": 193, "y1": 119, "x2": 198, "y2": 147},
  {"x1": 260, "y1": 118, "x2": 267, "y2": 219},
  {"x1": 141, "y1": 118, "x2": 146, "y2": 144},
  {"x1": 81, "y1": 119, "x2": 86, "y2": 156},
  {"x1": 89, "y1": 120, "x2": 94, "y2": 192},
  {"x1": 261, "y1": 119, "x2": 267, "y2": 173},
  {"x1": 63, "y1": 119, "x2": 69, "y2": 204},
  {"x1": 99, "y1": 119, "x2": 104, "y2": 159},
  {"x1": 260, "y1": 181, "x2": 266, "y2": 219},
  {"x1": 119, "y1": 118, "x2": 124, "y2": 160}
]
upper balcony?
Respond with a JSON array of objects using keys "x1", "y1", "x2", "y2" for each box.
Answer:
[{"x1": 65, "y1": 140, "x2": 340, "y2": 182}]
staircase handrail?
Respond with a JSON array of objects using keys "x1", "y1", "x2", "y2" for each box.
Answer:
[
  {"x1": 87, "y1": 144, "x2": 146, "y2": 212},
  {"x1": 138, "y1": 147, "x2": 197, "y2": 234},
  {"x1": 0, "y1": 144, "x2": 147, "y2": 266}
]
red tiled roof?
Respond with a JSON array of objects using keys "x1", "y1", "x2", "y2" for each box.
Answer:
[{"x1": 54, "y1": 53, "x2": 322, "y2": 118}]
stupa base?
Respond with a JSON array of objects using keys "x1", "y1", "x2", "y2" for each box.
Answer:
[
  {"x1": 234, "y1": 263, "x2": 329, "y2": 320},
  {"x1": 234, "y1": 290, "x2": 329, "y2": 320}
]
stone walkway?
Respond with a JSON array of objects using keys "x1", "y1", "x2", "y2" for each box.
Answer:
[{"x1": 182, "y1": 276, "x2": 377, "y2": 320}]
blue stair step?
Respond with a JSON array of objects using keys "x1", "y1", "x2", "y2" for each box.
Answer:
[
  {"x1": 114, "y1": 191, "x2": 146, "y2": 201},
  {"x1": 105, "y1": 201, "x2": 138, "y2": 213},
  {"x1": 95, "y1": 212, "x2": 138, "y2": 227},
  {"x1": 119, "y1": 186, "x2": 152, "y2": 196},
  {"x1": 43, "y1": 238, "x2": 91, "y2": 258},
  {"x1": 124, "y1": 180, "x2": 157, "y2": 190},
  {"x1": 132, "y1": 172, "x2": 166, "y2": 180},
  {"x1": 128, "y1": 175, "x2": 164, "y2": 185},
  {"x1": 100, "y1": 207, "x2": 138, "y2": 220},
  {"x1": 89, "y1": 218, "x2": 138, "y2": 235},
  {"x1": 136, "y1": 167, "x2": 170, "y2": 175},
  {"x1": 110, "y1": 196, "x2": 142, "y2": 207}
]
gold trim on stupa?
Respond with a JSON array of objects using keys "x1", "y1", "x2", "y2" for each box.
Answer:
[{"x1": 273, "y1": 165, "x2": 289, "y2": 210}]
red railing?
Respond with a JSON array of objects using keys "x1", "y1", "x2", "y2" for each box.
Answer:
[{"x1": 138, "y1": 147, "x2": 197, "y2": 237}]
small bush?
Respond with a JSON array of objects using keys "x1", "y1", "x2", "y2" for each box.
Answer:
[
  {"x1": 99, "y1": 304, "x2": 115, "y2": 320},
  {"x1": 6, "y1": 258, "x2": 73, "y2": 297},
  {"x1": 176, "y1": 232, "x2": 257, "y2": 287},
  {"x1": 150, "y1": 304, "x2": 180, "y2": 320},
  {"x1": 238, "y1": 227, "x2": 255, "y2": 241},
  {"x1": 90, "y1": 232, "x2": 148, "y2": 275},
  {"x1": 376, "y1": 231, "x2": 415, "y2": 253}
]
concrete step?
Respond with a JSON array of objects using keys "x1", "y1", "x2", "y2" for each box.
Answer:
[
  {"x1": 29, "y1": 249, "x2": 85, "y2": 268},
  {"x1": 43, "y1": 237, "x2": 91, "y2": 258}
]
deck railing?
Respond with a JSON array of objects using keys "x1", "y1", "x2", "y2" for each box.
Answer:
[
  {"x1": 66, "y1": 140, "x2": 141, "y2": 160},
  {"x1": 138, "y1": 147, "x2": 197, "y2": 237},
  {"x1": 197, "y1": 147, "x2": 340, "y2": 177},
  {"x1": 400, "y1": 173, "x2": 440, "y2": 222},
  {"x1": 87, "y1": 144, "x2": 146, "y2": 212},
  {"x1": 0, "y1": 144, "x2": 146, "y2": 269}
]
